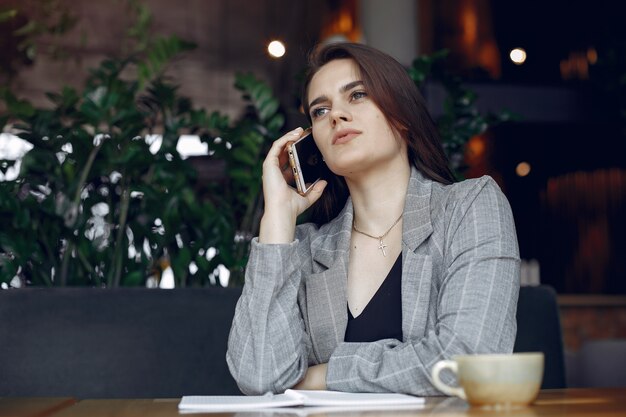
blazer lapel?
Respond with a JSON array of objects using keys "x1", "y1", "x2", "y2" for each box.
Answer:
[
  {"x1": 305, "y1": 201, "x2": 353, "y2": 362},
  {"x1": 401, "y1": 168, "x2": 435, "y2": 341},
  {"x1": 402, "y1": 168, "x2": 434, "y2": 252}
]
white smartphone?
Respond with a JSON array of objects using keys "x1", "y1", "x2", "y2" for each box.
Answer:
[{"x1": 287, "y1": 128, "x2": 325, "y2": 195}]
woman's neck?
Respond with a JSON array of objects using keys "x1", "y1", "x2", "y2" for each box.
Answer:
[{"x1": 346, "y1": 161, "x2": 411, "y2": 233}]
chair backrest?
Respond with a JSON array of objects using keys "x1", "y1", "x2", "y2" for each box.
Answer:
[
  {"x1": 0, "y1": 287, "x2": 243, "y2": 398},
  {"x1": 513, "y1": 285, "x2": 567, "y2": 389},
  {"x1": 576, "y1": 339, "x2": 626, "y2": 387}
]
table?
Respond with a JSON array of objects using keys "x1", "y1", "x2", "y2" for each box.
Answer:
[
  {"x1": 3, "y1": 388, "x2": 626, "y2": 417},
  {"x1": 0, "y1": 397, "x2": 76, "y2": 417}
]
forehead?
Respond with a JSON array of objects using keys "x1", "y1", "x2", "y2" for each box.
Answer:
[{"x1": 308, "y1": 59, "x2": 361, "y2": 100}]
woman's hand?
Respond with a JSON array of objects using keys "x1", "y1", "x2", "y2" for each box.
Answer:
[
  {"x1": 259, "y1": 127, "x2": 327, "y2": 244},
  {"x1": 293, "y1": 363, "x2": 328, "y2": 390}
]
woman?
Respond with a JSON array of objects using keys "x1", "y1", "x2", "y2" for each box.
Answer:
[{"x1": 226, "y1": 42, "x2": 520, "y2": 396}]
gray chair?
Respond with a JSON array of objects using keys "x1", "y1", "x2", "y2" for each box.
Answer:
[
  {"x1": 576, "y1": 339, "x2": 626, "y2": 387},
  {"x1": 0, "y1": 287, "x2": 242, "y2": 398},
  {"x1": 513, "y1": 285, "x2": 567, "y2": 389}
]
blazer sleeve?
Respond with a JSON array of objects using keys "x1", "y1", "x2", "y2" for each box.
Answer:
[
  {"x1": 325, "y1": 177, "x2": 521, "y2": 395},
  {"x1": 226, "y1": 233, "x2": 315, "y2": 395}
]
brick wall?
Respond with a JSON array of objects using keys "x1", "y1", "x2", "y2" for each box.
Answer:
[
  {"x1": 9, "y1": 0, "x2": 324, "y2": 122},
  {"x1": 559, "y1": 296, "x2": 626, "y2": 351}
]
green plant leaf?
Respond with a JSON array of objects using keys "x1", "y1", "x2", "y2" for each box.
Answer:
[
  {"x1": 13, "y1": 20, "x2": 38, "y2": 36},
  {"x1": 228, "y1": 167, "x2": 251, "y2": 182},
  {"x1": 258, "y1": 98, "x2": 279, "y2": 122},
  {"x1": 266, "y1": 113, "x2": 285, "y2": 132},
  {"x1": 123, "y1": 270, "x2": 144, "y2": 286},
  {"x1": 0, "y1": 9, "x2": 18, "y2": 23}
]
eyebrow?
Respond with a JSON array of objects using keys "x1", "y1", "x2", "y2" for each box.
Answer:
[{"x1": 308, "y1": 80, "x2": 365, "y2": 110}]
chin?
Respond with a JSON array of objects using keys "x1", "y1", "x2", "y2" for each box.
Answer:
[
  {"x1": 323, "y1": 151, "x2": 355, "y2": 172},
  {"x1": 326, "y1": 158, "x2": 369, "y2": 178}
]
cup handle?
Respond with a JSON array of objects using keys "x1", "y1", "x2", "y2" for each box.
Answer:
[{"x1": 431, "y1": 360, "x2": 466, "y2": 399}]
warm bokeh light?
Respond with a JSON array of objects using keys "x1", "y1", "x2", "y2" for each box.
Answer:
[
  {"x1": 509, "y1": 48, "x2": 527, "y2": 65},
  {"x1": 267, "y1": 40, "x2": 285, "y2": 58},
  {"x1": 561, "y1": 51, "x2": 590, "y2": 80},
  {"x1": 587, "y1": 47, "x2": 598, "y2": 65},
  {"x1": 516, "y1": 162, "x2": 532, "y2": 177},
  {"x1": 461, "y1": 5, "x2": 478, "y2": 48},
  {"x1": 320, "y1": 2, "x2": 360, "y2": 43},
  {"x1": 466, "y1": 134, "x2": 486, "y2": 162}
]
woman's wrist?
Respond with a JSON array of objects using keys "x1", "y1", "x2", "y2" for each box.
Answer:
[
  {"x1": 293, "y1": 363, "x2": 328, "y2": 390},
  {"x1": 259, "y1": 210, "x2": 297, "y2": 244}
]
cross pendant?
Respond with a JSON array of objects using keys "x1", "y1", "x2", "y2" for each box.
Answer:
[{"x1": 378, "y1": 239, "x2": 388, "y2": 257}]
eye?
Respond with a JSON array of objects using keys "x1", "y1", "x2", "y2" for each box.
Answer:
[
  {"x1": 350, "y1": 90, "x2": 367, "y2": 101},
  {"x1": 310, "y1": 107, "x2": 329, "y2": 119}
]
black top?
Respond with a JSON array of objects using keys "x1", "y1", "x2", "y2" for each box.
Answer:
[{"x1": 344, "y1": 254, "x2": 403, "y2": 343}]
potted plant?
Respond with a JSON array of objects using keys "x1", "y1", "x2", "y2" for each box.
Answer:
[{"x1": 0, "y1": 2, "x2": 285, "y2": 288}]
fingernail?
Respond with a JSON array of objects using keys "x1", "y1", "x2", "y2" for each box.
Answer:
[{"x1": 292, "y1": 127, "x2": 303, "y2": 135}]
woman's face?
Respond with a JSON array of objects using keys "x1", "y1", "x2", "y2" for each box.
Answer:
[{"x1": 306, "y1": 58, "x2": 407, "y2": 178}]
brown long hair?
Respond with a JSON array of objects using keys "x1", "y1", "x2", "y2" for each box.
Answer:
[{"x1": 302, "y1": 42, "x2": 455, "y2": 225}]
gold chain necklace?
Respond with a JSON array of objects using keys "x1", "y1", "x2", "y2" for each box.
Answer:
[{"x1": 352, "y1": 213, "x2": 403, "y2": 257}]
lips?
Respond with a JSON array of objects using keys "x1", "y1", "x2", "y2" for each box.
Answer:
[{"x1": 332, "y1": 129, "x2": 361, "y2": 145}]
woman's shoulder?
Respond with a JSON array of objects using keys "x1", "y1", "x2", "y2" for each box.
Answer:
[
  {"x1": 433, "y1": 175, "x2": 502, "y2": 200},
  {"x1": 427, "y1": 175, "x2": 512, "y2": 224}
]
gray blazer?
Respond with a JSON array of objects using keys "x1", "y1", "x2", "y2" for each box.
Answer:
[{"x1": 227, "y1": 167, "x2": 520, "y2": 395}]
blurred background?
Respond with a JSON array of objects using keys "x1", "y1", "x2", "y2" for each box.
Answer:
[{"x1": 1, "y1": 0, "x2": 625, "y2": 376}]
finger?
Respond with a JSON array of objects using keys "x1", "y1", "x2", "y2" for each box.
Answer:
[
  {"x1": 266, "y1": 127, "x2": 303, "y2": 165},
  {"x1": 304, "y1": 180, "x2": 327, "y2": 207},
  {"x1": 282, "y1": 162, "x2": 295, "y2": 185},
  {"x1": 278, "y1": 145, "x2": 292, "y2": 180}
]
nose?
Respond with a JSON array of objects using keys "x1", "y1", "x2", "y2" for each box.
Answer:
[{"x1": 329, "y1": 105, "x2": 351, "y2": 128}]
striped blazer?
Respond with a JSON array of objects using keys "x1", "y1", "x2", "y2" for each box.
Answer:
[{"x1": 227, "y1": 167, "x2": 520, "y2": 395}]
